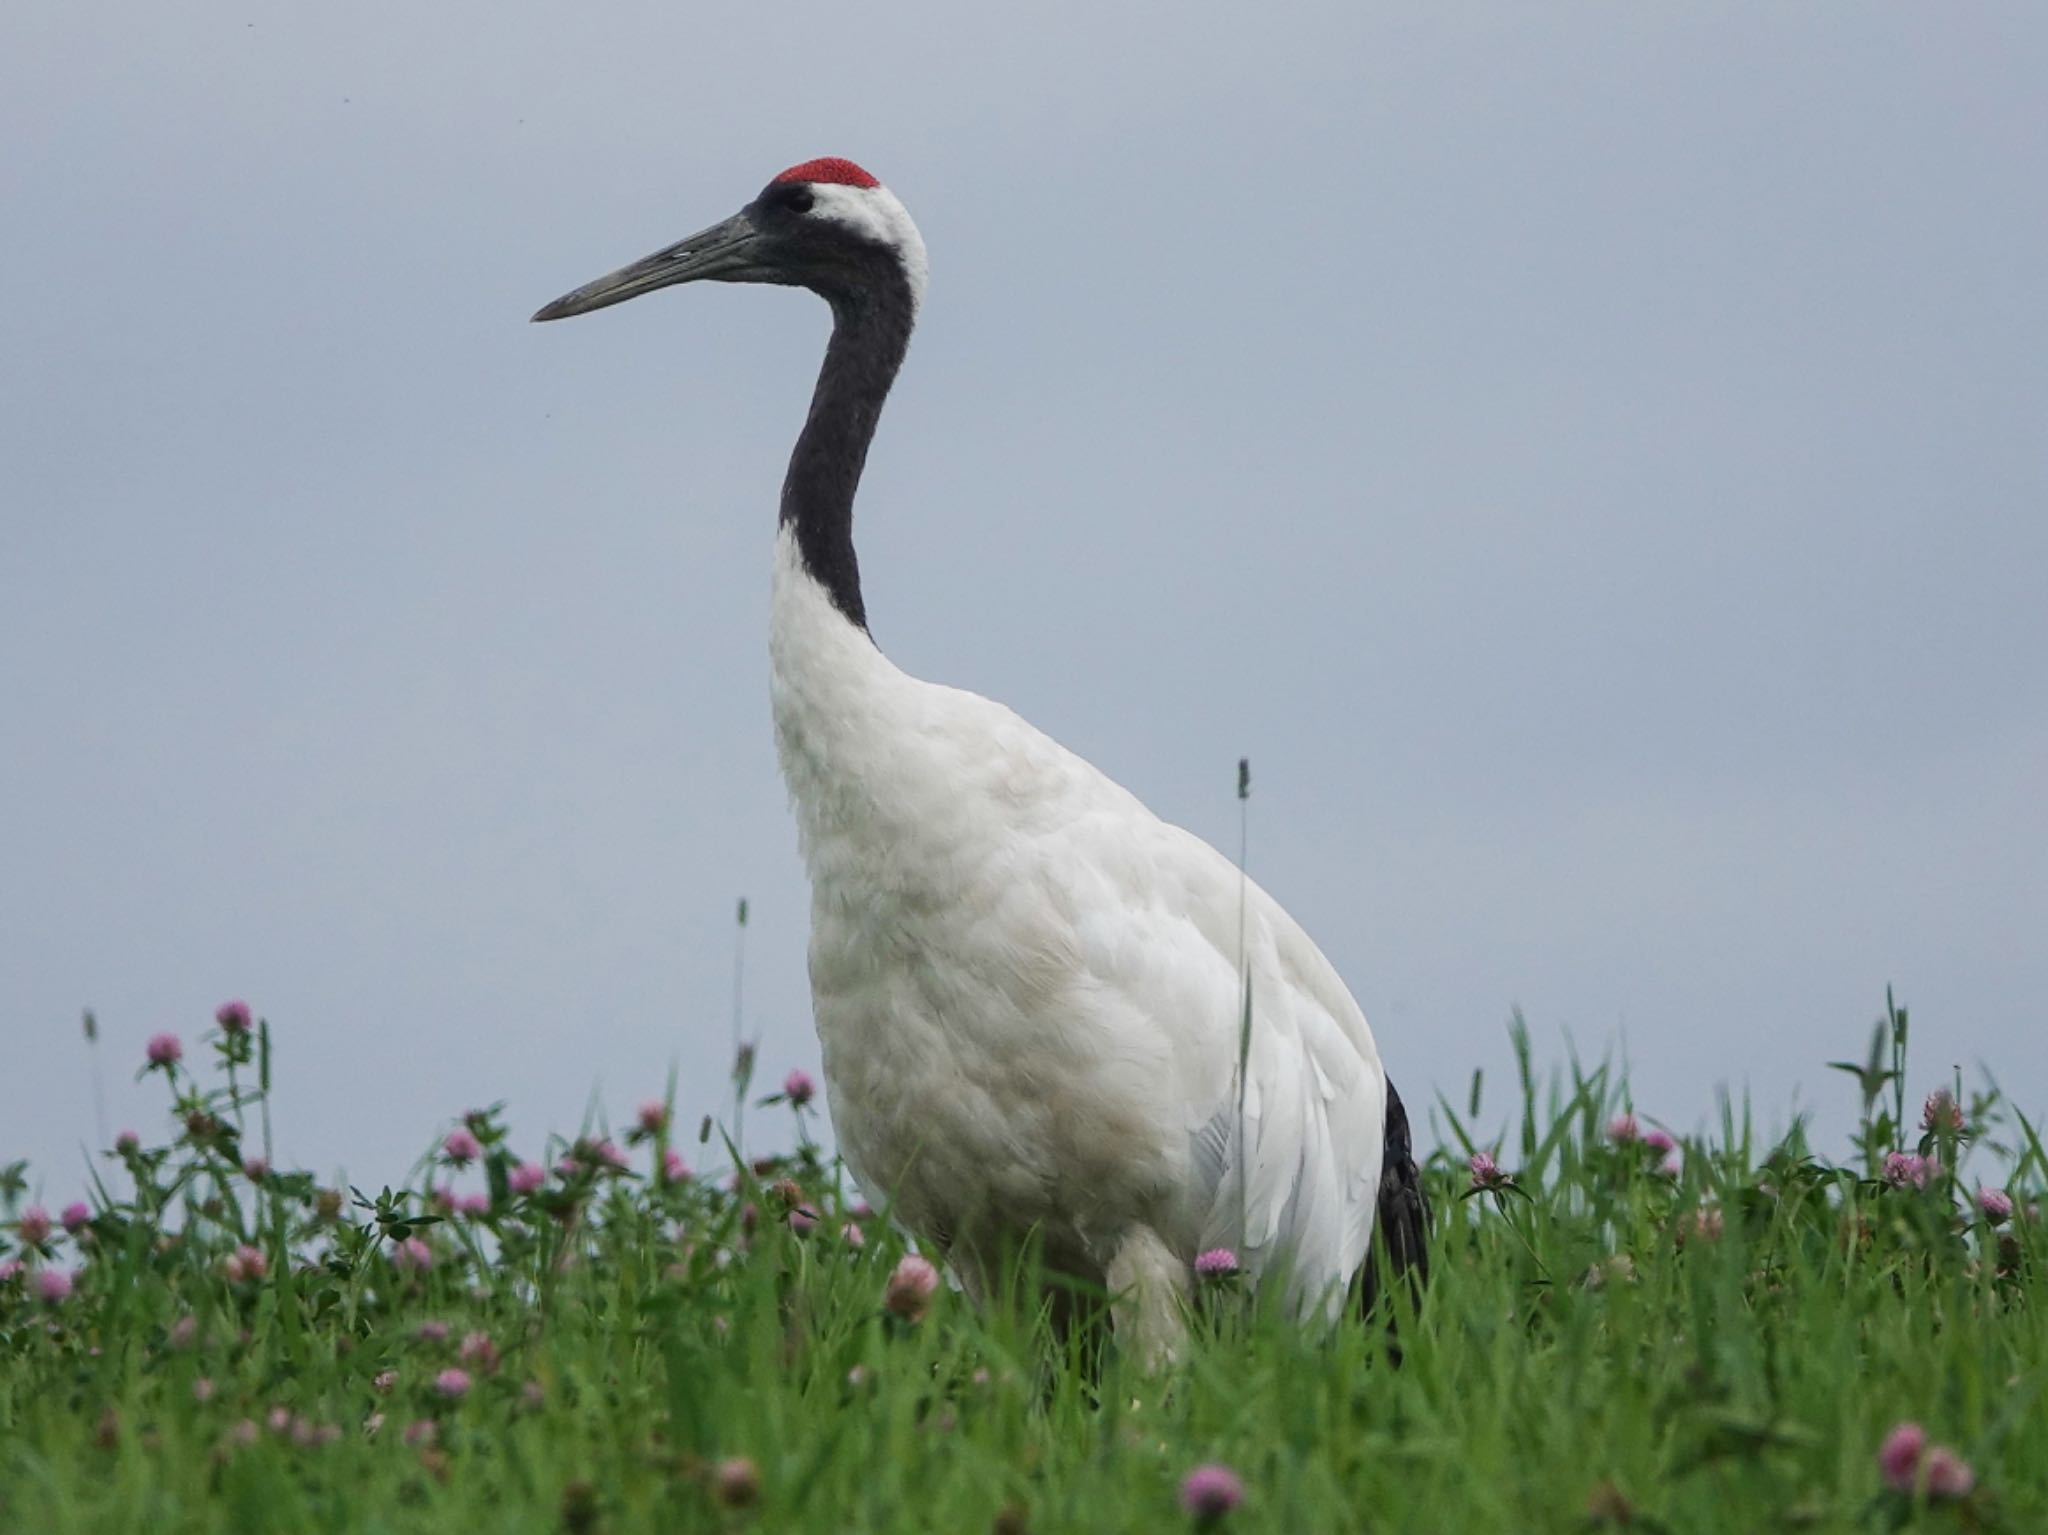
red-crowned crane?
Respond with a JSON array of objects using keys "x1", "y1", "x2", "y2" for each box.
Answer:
[{"x1": 534, "y1": 157, "x2": 1428, "y2": 1363}]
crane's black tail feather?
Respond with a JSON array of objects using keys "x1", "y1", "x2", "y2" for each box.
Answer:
[{"x1": 1358, "y1": 1077, "x2": 1430, "y2": 1361}]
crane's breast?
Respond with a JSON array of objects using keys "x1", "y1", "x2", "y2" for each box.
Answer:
[{"x1": 800, "y1": 814, "x2": 1202, "y2": 1265}]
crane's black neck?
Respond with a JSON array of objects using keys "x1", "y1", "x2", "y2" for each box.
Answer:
[{"x1": 781, "y1": 273, "x2": 917, "y2": 631}]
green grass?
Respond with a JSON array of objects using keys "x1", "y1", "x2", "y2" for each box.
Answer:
[{"x1": 2, "y1": 996, "x2": 2043, "y2": 1533}]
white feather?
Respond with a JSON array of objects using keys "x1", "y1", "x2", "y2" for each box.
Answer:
[
  {"x1": 769, "y1": 527, "x2": 1388, "y2": 1343},
  {"x1": 808, "y1": 183, "x2": 929, "y2": 311}
]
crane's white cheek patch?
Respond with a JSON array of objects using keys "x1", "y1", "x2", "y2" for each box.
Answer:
[{"x1": 809, "y1": 183, "x2": 929, "y2": 310}]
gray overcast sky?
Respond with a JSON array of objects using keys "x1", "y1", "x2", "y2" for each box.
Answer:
[{"x1": 5, "y1": 4, "x2": 2044, "y2": 1202}]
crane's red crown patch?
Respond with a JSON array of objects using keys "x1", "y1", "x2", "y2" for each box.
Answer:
[{"x1": 773, "y1": 157, "x2": 880, "y2": 189}]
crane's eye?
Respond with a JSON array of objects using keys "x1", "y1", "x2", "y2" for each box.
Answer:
[{"x1": 784, "y1": 187, "x2": 815, "y2": 215}]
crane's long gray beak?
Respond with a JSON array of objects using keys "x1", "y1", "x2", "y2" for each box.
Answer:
[{"x1": 532, "y1": 210, "x2": 763, "y2": 322}]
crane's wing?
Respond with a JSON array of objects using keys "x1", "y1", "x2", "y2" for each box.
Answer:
[
  {"x1": 1197, "y1": 859, "x2": 1390, "y2": 1317},
  {"x1": 914, "y1": 685, "x2": 1419, "y2": 1319},
  {"x1": 1062, "y1": 808, "x2": 1391, "y2": 1319},
  {"x1": 1356, "y1": 1077, "x2": 1431, "y2": 1352}
]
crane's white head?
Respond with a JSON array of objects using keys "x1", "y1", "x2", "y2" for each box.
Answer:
[{"x1": 533, "y1": 157, "x2": 927, "y2": 323}]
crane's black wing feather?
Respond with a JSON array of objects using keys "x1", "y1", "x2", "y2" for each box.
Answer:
[{"x1": 1358, "y1": 1077, "x2": 1430, "y2": 1359}]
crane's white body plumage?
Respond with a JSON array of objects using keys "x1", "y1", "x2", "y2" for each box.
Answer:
[{"x1": 771, "y1": 527, "x2": 1388, "y2": 1353}]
